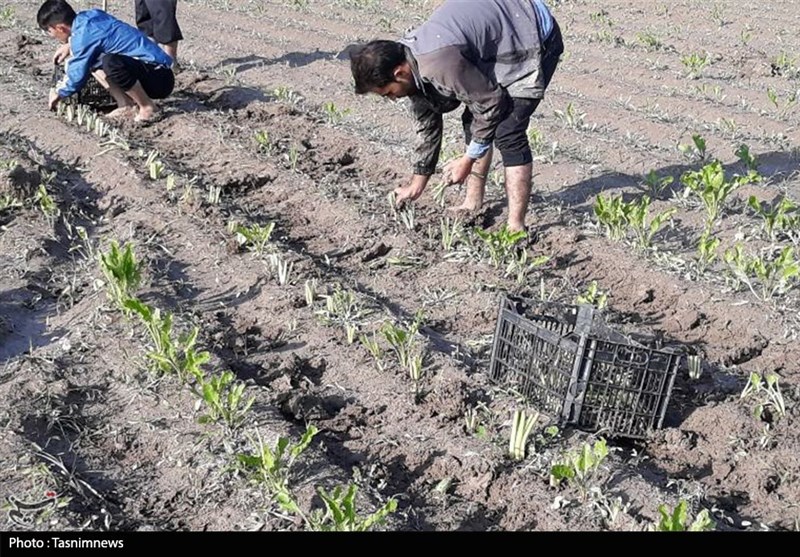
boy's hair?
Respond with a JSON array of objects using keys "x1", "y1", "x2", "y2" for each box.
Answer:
[
  {"x1": 37, "y1": 0, "x2": 76, "y2": 30},
  {"x1": 349, "y1": 40, "x2": 406, "y2": 94}
]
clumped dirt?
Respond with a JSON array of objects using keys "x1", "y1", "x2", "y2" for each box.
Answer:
[{"x1": 1, "y1": 0, "x2": 800, "y2": 532}]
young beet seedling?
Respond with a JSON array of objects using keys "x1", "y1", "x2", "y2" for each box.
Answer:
[
  {"x1": 98, "y1": 240, "x2": 142, "y2": 312},
  {"x1": 194, "y1": 370, "x2": 254, "y2": 431},
  {"x1": 508, "y1": 409, "x2": 539, "y2": 461},
  {"x1": 308, "y1": 484, "x2": 397, "y2": 532},
  {"x1": 653, "y1": 500, "x2": 715, "y2": 531},
  {"x1": 236, "y1": 425, "x2": 319, "y2": 518}
]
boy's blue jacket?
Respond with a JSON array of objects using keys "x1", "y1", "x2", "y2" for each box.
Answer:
[{"x1": 57, "y1": 9, "x2": 173, "y2": 97}]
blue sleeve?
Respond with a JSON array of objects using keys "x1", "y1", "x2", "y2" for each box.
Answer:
[
  {"x1": 57, "y1": 31, "x2": 102, "y2": 97},
  {"x1": 466, "y1": 140, "x2": 492, "y2": 160}
]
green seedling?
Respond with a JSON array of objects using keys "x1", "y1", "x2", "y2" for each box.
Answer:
[
  {"x1": 267, "y1": 253, "x2": 293, "y2": 286},
  {"x1": 309, "y1": 484, "x2": 397, "y2": 532},
  {"x1": 0, "y1": 6, "x2": 15, "y2": 26},
  {"x1": 725, "y1": 244, "x2": 800, "y2": 300},
  {"x1": 34, "y1": 184, "x2": 59, "y2": 221},
  {"x1": 643, "y1": 170, "x2": 674, "y2": 198},
  {"x1": 0, "y1": 194, "x2": 22, "y2": 211},
  {"x1": 236, "y1": 425, "x2": 319, "y2": 517},
  {"x1": 398, "y1": 202, "x2": 416, "y2": 231},
  {"x1": 318, "y1": 286, "x2": 367, "y2": 342},
  {"x1": 463, "y1": 406, "x2": 488, "y2": 438},
  {"x1": 254, "y1": 130, "x2": 272, "y2": 154},
  {"x1": 554, "y1": 102, "x2": 586, "y2": 130},
  {"x1": 740, "y1": 371, "x2": 786, "y2": 423},
  {"x1": 593, "y1": 194, "x2": 632, "y2": 241},
  {"x1": 636, "y1": 31, "x2": 662, "y2": 50},
  {"x1": 195, "y1": 370, "x2": 254, "y2": 430},
  {"x1": 748, "y1": 196, "x2": 798, "y2": 241},
  {"x1": 735, "y1": 144, "x2": 759, "y2": 172},
  {"x1": 273, "y1": 86, "x2": 303, "y2": 105},
  {"x1": 681, "y1": 160, "x2": 752, "y2": 231},
  {"x1": 431, "y1": 180, "x2": 448, "y2": 207},
  {"x1": 99, "y1": 240, "x2": 142, "y2": 311},
  {"x1": 359, "y1": 332, "x2": 385, "y2": 372},
  {"x1": 505, "y1": 250, "x2": 549, "y2": 285},
  {"x1": 627, "y1": 195, "x2": 676, "y2": 250},
  {"x1": 678, "y1": 134, "x2": 708, "y2": 162},
  {"x1": 230, "y1": 221, "x2": 275, "y2": 256},
  {"x1": 474, "y1": 225, "x2": 527, "y2": 268},
  {"x1": 509, "y1": 409, "x2": 539, "y2": 461},
  {"x1": 550, "y1": 438, "x2": 610, "y2": 502},
  {"x1": 381, "y1": 314, "x2": 422, "y2": 369},
  {"x1": 681, "y1": 52, "x2": 709, "y2": 79},
  {"x1": 576, "y1": 280, "x2": 608, "y2": 309},
  {"x1": 321, "y1": 101, "x2": 351, "y2": 124},
  {"x1": 286, "y1": 145, "x2": 300, "y2": 172},
  {"x1": 696, "y1": 231, "x2": 720, "y2": 274},
  {"x1": 654, "y1": 500, "x2": 715, "y2": 531},
  {"x1": 124, "y1": 299, "x2": 210, "y2": 382}
]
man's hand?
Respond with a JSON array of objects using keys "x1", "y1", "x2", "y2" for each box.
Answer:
[
  {"x1": 443, "y1": 155, "x2": 475, "y2": 185},
  {"x1": 52, "y1": 43, "x2": 71, "y2": 65},
  {"x1": 48, "y1": 89, "x2": 61, "y2": 111},
  {"x1": 394, "y1": 174, "x2": 430, "y2": 206}
]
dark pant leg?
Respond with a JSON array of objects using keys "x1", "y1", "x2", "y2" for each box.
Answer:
[
  {"x1": 143, "y1": 0, "x2": 183, "y2": 44},
  {"x1": 102, "y1": 54, "x2": 174, "y2": 99},
  {"x1": 495, "y1": 23, "x2": 563, "y2": 167},
  {"x1": 134, "y1": 0, "x2": 153, "y2": 37}
]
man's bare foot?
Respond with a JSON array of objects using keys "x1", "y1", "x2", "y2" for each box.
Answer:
[
  {"x1": 446, "y1": 198, "x2": 482, "y2": 217},
  {"x1": 106, "y1": 106, "x2": 136, "y2": 120},
  {"x1": 134, "y1": 105, "x2": 158, "y2": 122}
]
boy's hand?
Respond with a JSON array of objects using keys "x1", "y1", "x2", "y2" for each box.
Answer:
[
  {"x1": 52, "y1": 43, "x2": 71, "y2": 64},
  {"x1": 48, "y1": 89, "x2": 61, "y2": 111}
]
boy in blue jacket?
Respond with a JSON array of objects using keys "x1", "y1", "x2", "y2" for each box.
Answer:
[{"x1": 39, "y1": 0, "x2": 174, "y2": 122}]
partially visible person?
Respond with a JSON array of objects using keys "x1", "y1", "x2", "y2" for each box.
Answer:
[
  {"x1": 135, "y1": 0, "x2": 183, "y2": 67},
  {"x1": 40, "y1": 0, "x2": 175, "y2": 122}
]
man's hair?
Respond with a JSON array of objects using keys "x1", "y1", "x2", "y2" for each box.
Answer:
[
  {"x1": 37, "y1": 0, "x2": 76, "y2": 30},
  {"x1": 349, "y1": 40, "x2": 406, "y2": 94}
]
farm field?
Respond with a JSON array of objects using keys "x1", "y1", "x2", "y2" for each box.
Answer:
[{"x1": 1, "y1": 0, "x2": 800, "y2": 532}]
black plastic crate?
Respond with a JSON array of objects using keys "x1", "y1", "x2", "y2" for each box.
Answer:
[
  {"x1": 489, "y1": 296, "x2": 680, "y2": 439},
  {"x1": 52, "y1": 63, "x2": 115, "y2": 109}
]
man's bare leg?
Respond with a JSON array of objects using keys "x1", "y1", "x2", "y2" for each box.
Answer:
[
  {"x1": 505, "y1": 162, "x2": 533, "y2": 233},
  {"x1": 162, "y1": 42, "x2": 178, "y2": 65},
  {"x1": 450, "y1": 147, "x2": 493, "y2": 213},
  {"x1": 92, "y1": 70, "x2": 136, "y2": 118},
  {"x1": 124, "y1": 81, "x2": 159, "y2": 122}
]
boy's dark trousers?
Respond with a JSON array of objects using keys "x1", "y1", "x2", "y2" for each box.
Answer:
[{"x1": 102, "y1": 53, "x2": 174, "y2": 98}]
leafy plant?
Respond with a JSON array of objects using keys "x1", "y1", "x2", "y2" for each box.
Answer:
[
  {"x1": 0, "y1": 194, "x2": 22, "y2": 211},
  {"x1": 381, "y1": 314, "x2": 422, "y2": 370},
  {"x1": 680, "y1": 52, "x2": 710, "y2": 79},
  {"x1": 549, "y1": 438, "x2": 610, "y2": 502},
  {"x1": 124, "y1": 299, "x2": 210, "y2": 382},
  {"x1": 654, "y1": 500, "x2": 715, "y2": 531},
  {"x1": 145, "y1": 150, "x2": 165, "y2": 180},
  {"x1": 318, "y1": 286, "x2": 367, "y2": 343},
  {"x1": 554, "y1": 102, "x2": 586, "y2": 130},
  {"x1": 505, "y1": 250, "x2": 549, "y2": 285},
  {"x1": 321, "y1": 101, "x2": 351, "y2": 124},
  {"x1": 724, "y1": 245, "x2": 800, "y2": 300},
  {"x1": 230, "y1": 221, "x2": 275, "y2": 256},
  {"x1": 195, "y1": 370, "x2": 254, "y2": 430},
  {"x1": 576, "y1": 280, "x2": 608, "y2": 309},
  {"x1": 643, "y1": 170, "x2": 674, "y2": 198},
  {"x1": 627, "y1": 195, "x2": 676, "y2": 249},
  {"x1": 308, "y1": 484, "x2": 397, "y2": 532},
  {"x1": 236, "y1": 425, "x2": 319, "y2": 516},
  {"x1": 735, "y1": 144, "x2": 759, "y2": 172},
  {"x1": 99, "y1": 240, "x2": 142, "y2": 311},
  {"x1": 254, "y1": 130, "x2": 273, "y2": 154},
  {"x1": 678, "y1": 134, "x2": 708, "y2": 162},
  {"x1": 593, "y1": 194, "x2": 631, "y2": 241},
  {"x1": 681, "y1": 160, "x2": 752, "y2": 231},
  {"x1": 740, "y1": 371, "x2": 786, "y2": 423},
  {"x1": 748, "y1": 196, "x2": 798, "y2": 241},
  {"x1": 509, "y1": 409, "x2": 538, "y2": 461},
  {"x1": 34, "y1": 184, "x2": 59, "y2": 221},
  {"x1": 474, "y1": 225, "x2": 527, "y2": 268},
  {"x1": 359, "y1": 332, "x2": 385, "y2": 372},
  {"x1": 696, "y1": 231, "x2": 720, "y2": 274}
]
